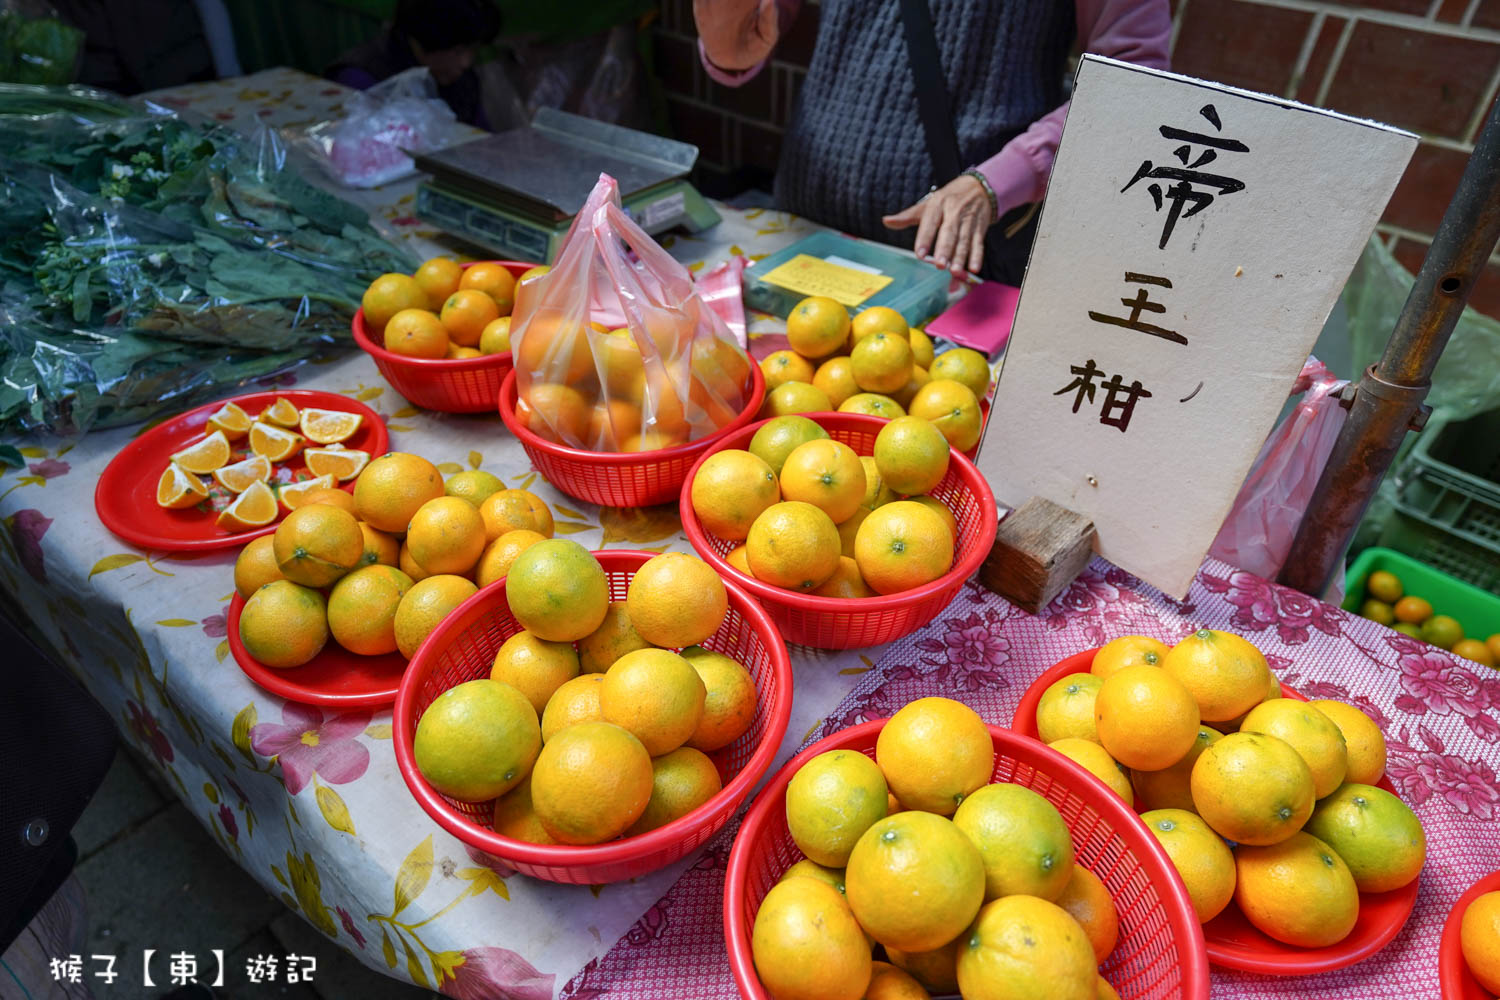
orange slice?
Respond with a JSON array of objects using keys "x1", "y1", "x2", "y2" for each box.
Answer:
[
  {"x1": 206, "y1": 401, "x2": 252, "y2": 440},
  {"x1": 156, "y1": 464, "x2": 209, "y2": 509},
  {"x1": 249, "y1": 422, "x2": 305, "y2": 463},
  {"x1": 299, "y1": 408, "x2": 364, "y2": 445},
  {"x1": 261, "y1": 397, "x2": 300, "y2": 427},
  {"x1": 171, "y1": 430, "x2": 232, "y2": 474},
  {"x1": 277, "y1": 475, "x2": 338, "y2": 512},
  {"x1": 216, "y1": 480, "x2": 278, "y2": 531},
  {"x1": 305, "y1": 447, "x2": 370, "y2": 482},
  {"x1": 212, "y1": 454, "x2": 273, "y2": 493}
]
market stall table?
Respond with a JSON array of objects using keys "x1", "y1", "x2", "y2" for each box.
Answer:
[{"x1": 0, "y1": 68, "x2": 1492, "y2": 998}]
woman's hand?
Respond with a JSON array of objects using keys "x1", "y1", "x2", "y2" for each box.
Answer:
[
  {"x1": 693, "y1": 0, "x2": 780, "y2": 71},
  {"x1": 883, "y1": 173, "x2": 995, "y2": 276}
]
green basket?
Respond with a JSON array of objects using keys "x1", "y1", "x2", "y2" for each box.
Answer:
[
  {"x1": 1343, "y1": 546, "x2": 1500, "y2": 642},
  {"x1": 1409, "y1": 408, "x2": 1500, "y2": 503}
]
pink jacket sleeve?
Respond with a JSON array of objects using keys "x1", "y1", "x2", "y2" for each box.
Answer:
[{"x1": 976, "y1": 0, "x2": 1172, "y2": 218}]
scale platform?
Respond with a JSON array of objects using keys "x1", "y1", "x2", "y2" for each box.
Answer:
[{"x1": 413, "y1": 107, "x2": 720, "y2": 262}]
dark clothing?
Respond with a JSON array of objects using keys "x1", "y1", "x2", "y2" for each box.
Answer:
[{"x1": 328, "y1": 29, "x2": 489, "y2": 129}]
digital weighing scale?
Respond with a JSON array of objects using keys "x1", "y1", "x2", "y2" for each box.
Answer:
[{"x1": 412, "y1": 108, "x2": 721, "y2": 263}]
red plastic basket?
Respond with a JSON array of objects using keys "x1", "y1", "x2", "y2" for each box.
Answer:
[
  {"x1": 497, "y1": 365, "x2": 766, "y2": 508},
  {"x1": 680, "y1": 412, "x2": 999, "y2": 649},
  {"x1": 351, "y1": 261, "x2": 533, "y2": 413},
  {"x1": 724, "y1": 719, "x2": 1211, "y2": 1000},
  {"x1": 1441, "y1": 871, "x2": 1500, "y2": 999},
  {"x1": 392, "y1": 549, "x2": 793, "y2": 885}
]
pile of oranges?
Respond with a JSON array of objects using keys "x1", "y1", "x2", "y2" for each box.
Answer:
[
  {"x1": 1355, "y1": 567, "x2": 1499, "y2": 667},
  {"x1": 1033, "y1": 629, "x2": 1425, "y2": 947},
  {"x1": 690, "y1": 414, "x2": 960, "y2": 598},
  {"x1": 233, "y1": 453, "x2": 557, "y2": 667},
  {"x1": 763, "y1": 296, "x2": 993, "y2": 453},
  {"x1": 751, "y1": 697, "x2": 1124, "y2": 1000},
  {"x1": 361, "y1": 258, "x2": 545, "y2": 360},
  {"x1": 411, "y1": 549, "x2": 757, "y2": 845}
]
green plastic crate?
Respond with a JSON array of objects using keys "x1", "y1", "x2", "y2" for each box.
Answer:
[
  {"x1": 1409, "y1": 408, "x2": 1500, "y2": 504},
  {"x1": 1343, "y1": 546, "x2": 1500, "y2": 642}
]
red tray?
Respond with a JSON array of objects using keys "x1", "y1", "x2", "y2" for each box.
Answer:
[
  {"x1": 1011, "y1": 648, "x2": 1420, "y2": 975},
  {"x1": 226, "y1": 592, "x2": 406, "y2": 707},
  {"x1": 95, "y1": 389, "x2": 387, "y2": 553},
  {"x1": 1440, "y1": 871, "x2": 1500, "y2": 999}
]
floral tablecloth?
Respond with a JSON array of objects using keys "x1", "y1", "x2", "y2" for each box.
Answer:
[{"x1": 1, "y1": 69, "x2": 1491, "y2": 998}]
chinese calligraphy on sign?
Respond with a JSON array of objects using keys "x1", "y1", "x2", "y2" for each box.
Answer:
[{"x1": 1122, "y1": 103, "x2": 1249, "y2": 250}]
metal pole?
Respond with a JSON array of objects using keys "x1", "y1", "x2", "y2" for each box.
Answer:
[{"x1": 1279, "y1": 98, "x2": 1500, "y2": 597}]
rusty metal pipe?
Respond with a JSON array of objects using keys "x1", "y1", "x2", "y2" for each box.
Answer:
[{"x1": 1279, "y1": 97, "x2": 1500, "y2": 596}]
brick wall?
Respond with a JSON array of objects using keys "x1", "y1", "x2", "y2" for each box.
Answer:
[{"x1": 652, "y1": 0, "x2": 1500, "y2": 316}]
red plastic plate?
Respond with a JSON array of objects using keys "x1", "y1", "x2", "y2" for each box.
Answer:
[
  {"x1": 95, "y1": 389, "x2": 388, "y2": 552},
  {"x1": 226, "y1": 592, "x2": 407, "y2": 707},
  {"x1": 1011, "y1": 647, "x2": 1421, "y2": 975},
  {"x1": 1440, "y1": 871, "x2": 1500, "y2": 998}
]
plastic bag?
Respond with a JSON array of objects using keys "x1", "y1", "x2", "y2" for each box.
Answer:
[
  {"x1": 286, "y1": 67, "x2": 465, "y2": 189},
  {"x1": 511, "y1": 173, "x2": 753, "y2": 451},
  {"x1": 1209, "y1": 357, "x2": 1350, "y2": 581}
]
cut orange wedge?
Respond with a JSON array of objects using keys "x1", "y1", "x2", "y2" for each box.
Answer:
[
  {"x1": 305, "y1": 447, "x2": 370, "y2": 482},
  {"x1": 249, "y1": 422, "x2": 304, "y2": 463},
  {"x1": 216, "y1": 480, "x2": 278, "y2": 531},
  {"x1": 278, "y1": 475, "x2": 338, "y2": 511},
  {"x1": 261, "y1": 397, "x2": 300, "y2": 427},
  {"x1": 156, "y1": 464, "x2": 209, "y2": 509},
  {"x1": 206, "y1": 401, "x2": 252, "y2": 440},
  {"x1": 171, "y1": 430, "x2": 232, "y2": 474},
  {"x1": 299, "y1": 408, "x2": 363, "y2": 445},
  {"x1": 212, "y1": 454, "x2": 273, "y2": 493}
]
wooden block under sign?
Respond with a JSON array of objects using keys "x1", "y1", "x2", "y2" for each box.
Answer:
[{"x1": 980, "y1": 497, "x2": 1097, "y2": 614}]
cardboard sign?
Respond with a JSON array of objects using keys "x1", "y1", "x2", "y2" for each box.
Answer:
[{"x1": 977, "y1": 55, "x2": 1417, "y2": 598}]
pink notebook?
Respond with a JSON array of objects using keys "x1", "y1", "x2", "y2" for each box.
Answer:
[{"x1": 924, "y1": 280, "x2": 1021, "y2": 355}]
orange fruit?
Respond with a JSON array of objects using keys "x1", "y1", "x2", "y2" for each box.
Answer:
[
  {"x1": 952, "y1": 782, "x2": 1076, "y2": 901},
  {"x1": 1094, "y1": 665, "x2": 1200, "y2": 771},
  {"x1": 760, "y1": 349, "x2": 817, "y2": 391},
  {"x1": 477, "y1": 489, "x2": 553, "y2": 542},
  {"x1": 751, "y1": 876, "x2": 872, "y2": 1000},
  {"x1": 575, "y1": 600, "x2": 651, "y2": 674},
  {"x1": 1359, "y1": 598, "x2": 1395, "y2": 625},
  {"x1": 748, "y1": 414, "x2": 829, "y2": 476},
  {"x1": 272, "y1": 503, "x2": 363, "y2": 587},
  {"x1": 779, "y1": 439, "x2": 866, "y2": 524},
  {"x1": 505, "y1": 539, "x2": 607, "y2": 642},
  {"x1": 876, "y1": 697, "x2": 994, "y2": 815},
  {"x1": 233, "y1": 535, "x2": 284, "y2": 599},
  {"x1": 762, "y1": 380, "x2": 833, "y2": 418},
  {"x1": 682, "y1": 645, "x2": 757, "y2": 752},
  {"x1": 873, "y1": 416, "x2": 949, "y2": 497},
  {"x1": 599, "y1": 647, "x2": 706, "y2": 756},
  {"x1": 956, "y1": 895, "x2": 1095, "y2": 1000},
  {"x1": 1488, "y1": 633, "x2": 1500, "y2": 663},
  {"x1": 1098, "y1": 977, "x2": 1122, "y2": 1000},
  {"x1": 540, "y1": 673, "x2": 605, "y2": 743},
  {"x1": 1140, "y1": 808, "x2": 1236, "y2": 923},
  {"x1": 237, "y1": 580, "x2": 328, "y2": 667},
  {"x1": 1190, "y1": 731, "x2": 1315, "y2": 845},
  {"x1": 625, "y1": 551, "x2": 727, "y2": 648},
  {"x1": 885, "y1": 939, "x2": 960, "y2": 995},
  {"x1": 1304, "y1": 782, "x2": 1425, "y2": 892},
  {"x1": 490, "y1": 630, "x2": 581, "y2": 715},
  {"x1": 908, "y1": 379, "x2": 983, "y2": 452},
  {"x1": 622, "y1": 429, "x2": 688, "y2": 452},
  {"x1": 459, "y1": 261, "x2": 517, "y2": 315},
  {"x1": 746, "y1": 500, "x2": 842, "y2": 591},
  {"x1": 726, "y1": 544, "x2": 754, "y2": 577},
  {"x1": 361, "y1": 273, "x2": 429, "y2": 332},
  {"x1": 413, "y1": 256, "x2": 463, "y2": 310},
  {"x1": 440, "y1": 288, "x2": 500, "y2": 347},
  {"x1": 356, "y1": 520, "x2": 400, "y2": 568},
  {"x1": 1366, "y1": 569, "x2": 1403, "y2": 604},
  {"x1": 247, "y1": 422, "x2": 304, "y2": 463},
  {"x1": 1240, "y1": 698, "x2": 1348, "y2": 798},
  {"x1": 851, "y1": 330, "x2": 914, "y2": 394},
  {"x1": 1454, "y1": 638, "x2": 1496, "y2": 667},
  {"x1": 517, "y1": 383, "x2": 591, "y2": 445},
  {"x1": 260, "y1": 397, "x2": 300, "y2": 427},
  {"x1": 444, "y1": 469, "x2": 505, "y2": 507},
  {"x1": 813, "y1": 555, "x2": 876, "y2": 598},
  {"x1": 491, "y1": 773, "x2": 555, "y2": 845},
  {"x1": 889, "y1": 364, "x2": 931, "y2": 410},
  {"x1": 157, "y1": 464, "x2": 209, "y2": 509},
  {"x1": 1461, "y1": 891, "x2": 1500, "y2": 995},
  {"x1": 778, "y1": 859, "x2": 848, "y2": 895},
  {"x1": 399, "y1": 541, "x2": 430, "y2": 583},
  {"x1": 839, "y1": 393, "x2": 906, "y2": 419},
  {"x1": 1054, "y1": 864, "x2": 1118, "y2": 963},
  {"x1": 383, "y1": 307, "x2": 449, "y2": 358},
  {"x1": 405, "y1": 496, "x2": 487, "y2": 576},
  {"x1": 353, "y1": 452, "x2": 445, "y2": 534},
  {"x1": 474, "y1": 528, "x2": 547, "y2": 588},
  {"x1": 1048, "y1": 738, "x2": 1133, "y2": 803},
  {"x1": 846, "y1": 811, "x2": 985, "y2": 951},
  {"x1": 446, "y1": 345, "x2": 483, "y2": 360},
  {"x1": 514, "y1": 311, "x2": 592, "y2": 383},
  {"x1": 1422, "y1": 613, "x2": 1465, "y2": 651},
  {"x1": 855, "y1": 500, "x2": 954, "y2": 595},
  {"x1": 786, "y1": 748, "x2": 889, "y2": 867},
  {"x1": 690, "y1": 449, "x2": 780, "y2": 541},
  {"x1": 929, "y1": 348, "x2": 991, "y2": 400},
  {"x1": 787, "y1": 296, "x2": 851, "y2": 359},
  {"x1": 1134, "y1": 725, "x2": 1223, "y2": 813},
  {"x1": 206, "y1": 401, "x2": 252, "y2": 440},
  {"x1": 294, "y1": 484, "x2": 354, "y2": 515},
  {"x1": 625, "y1": 745, "x2": 722, "y2": 836},
  {"x1": 1234, "y1": 831, "x2": 1359, "y2": 947},
  {"x1": 864, "y1": 961, "x2": 928, "y2": 1000},
  {"x1": 640, "y1": 373, "x2": 692, "y2": 445},
  {"x1": 171, "y1": 430, "x2": 231, "y2": 474},
  {"x1": 1036, "y1": 673, "x2": 1103, "y2": 744},
  {"x1": 834, "y1": 505, "x2": 869, "y2": 558},
  {"x1": 586, "y1": 399, "x2": 643, "y2": 450},
  {"x1": 1309, "y1": 700, "x2": 1387, "y2": 785},
  {"x1": 1091, "y1": 635, "x2": 1169, "y2": 679},
  {"x1": 813, "y1": 356, "x2": 860, "y2": 409},
  {"x1": 907, "y1": 493, "x2": 955, "y2": 539},
  {"x1": 413, "y1": 678, "x2": 539, "y2": 801},
  {"x1": 298, "y1": 408, "x2": 362, "y2": 445},
  {"x1": 326, "y1": 564, "x2": 414, "y2": 656},
  {"x1": 531, "y1": 721, "x2": 653, "y2": 843},
  {"x1": 1161, "y1": 629, "x2": 1272, "y2": 723},
  {"x1": 216, "y1": 480, "x2": 279, "y2": 531},
  {"x1": 393, "y1": 574, "x2": 477, "y2": 658},
  {"x1": 480, "y1": 316, "x2": 512, "y2": 355},
  {"x1": 850, "y1": 305, "x2": 908, "y2": 347},
  {"x1": 909, "y1": 327, "x2": 935, "y2": 369},
  {"x1": 1393, "y1": 595, "x2": 1433, "y2": 624}
]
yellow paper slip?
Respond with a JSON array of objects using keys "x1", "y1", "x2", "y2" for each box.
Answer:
[{"x1": 756, "y1": 254, "x2": 894, "y2": 308}]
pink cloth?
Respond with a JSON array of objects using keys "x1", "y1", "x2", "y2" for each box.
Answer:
[
  {"x1": 697, "y1": 0, "x2": 1172, "y2": 218},
  {"x1": 560, "y1": 555, "x2": 1499, "y2": 997}
]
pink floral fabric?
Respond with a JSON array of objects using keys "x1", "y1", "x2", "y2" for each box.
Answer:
[{"x1": 249, "y1": 703, "x2": 371, "y2": 795}]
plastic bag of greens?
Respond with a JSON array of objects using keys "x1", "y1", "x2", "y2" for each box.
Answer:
[{"x1": 0, "y1": 1, "x2": 81, "y2": 86}]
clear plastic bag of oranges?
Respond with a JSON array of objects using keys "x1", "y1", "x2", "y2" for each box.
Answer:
[{"x1": 510, "y1": 173, "x2": 754, "y2": 452}]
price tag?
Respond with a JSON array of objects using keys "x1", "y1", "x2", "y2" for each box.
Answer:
[{"x1": 757, "y1": 253, "x2": 894, "y2": 307}]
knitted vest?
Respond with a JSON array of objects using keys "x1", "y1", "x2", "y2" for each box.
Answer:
[{"x1": 774, "y1": 0, "x2": 1074, "y2": 248}]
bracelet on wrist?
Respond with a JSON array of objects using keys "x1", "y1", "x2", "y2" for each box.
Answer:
[{"x1": 963, "y1": 169, "x2": 1000, "y2": 224}]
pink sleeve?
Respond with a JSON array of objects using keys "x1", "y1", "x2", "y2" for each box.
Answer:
[
  {"x1": 974, "y1": 0, "x2": 1172, "y2": 217},
  {"x1": 696, "y1": 0, "x2": 803, "y2": 87}
]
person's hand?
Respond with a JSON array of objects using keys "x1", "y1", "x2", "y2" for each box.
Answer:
[
  {"x1": 883, "y1": 173, "x2": 995, "y2": 276},
  {"x1": 693, "y1": 0, "x2": 780, "y2": 71}
]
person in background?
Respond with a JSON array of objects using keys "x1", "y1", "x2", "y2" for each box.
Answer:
[
  {"x1": 693, "y1": 0, "x2": 1171, "y2": 284},
  {"x1": 328, "y1": 0, "x2": 502, "y2": 128}
]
